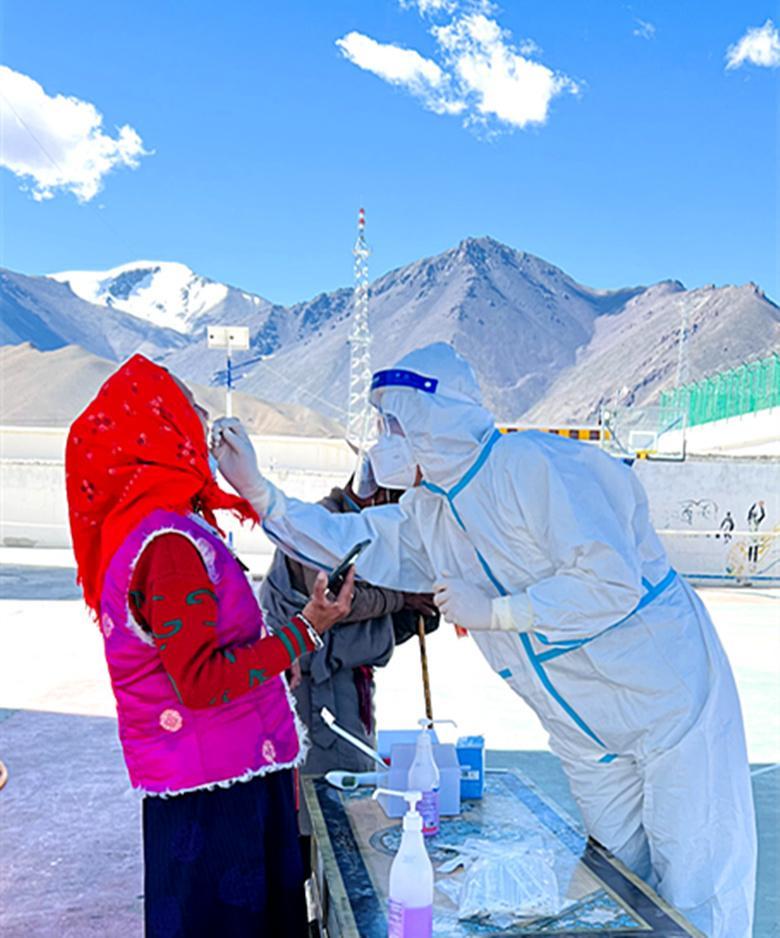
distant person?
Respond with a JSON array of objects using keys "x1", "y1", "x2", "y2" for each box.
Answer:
[
  {"x1": 258, "y1": 463, "x2": 438, "y2": 856},
  {"x1": 719, "y1": 511, "x2": 735, "y2": 543},
  {"x1": 215, "y1": 342, "x2": 756, "y2": 938},
  {"x1": 65, "y1": 355, "x2": 353, "y2": 938},
  {"x1": 747, "y1": 500, "x2": 766, "y2": 564}
]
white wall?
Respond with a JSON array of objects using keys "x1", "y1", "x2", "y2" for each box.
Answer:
[
  {"x1": 2, "y1": 425, "x2": 778, "y2": 586},
  {"x1": 0, "y1": 426, "x2": 354, "y2": 555},
  {"x1": 634, "y1": 457, "x2": 779, "y2": 585}
]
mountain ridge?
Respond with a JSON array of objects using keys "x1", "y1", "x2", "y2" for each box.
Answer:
[{"x1": 1, "y1": 236, "x2": 777, "y2": 424}]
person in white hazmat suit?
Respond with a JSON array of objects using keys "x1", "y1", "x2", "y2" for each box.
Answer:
[{"x1": 213, "y1": 343, "x2": 756, "y2": 938}]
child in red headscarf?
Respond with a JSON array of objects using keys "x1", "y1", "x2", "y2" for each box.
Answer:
[{"x1": 66, "y1": 355, "x2": 353, "y2": 938}]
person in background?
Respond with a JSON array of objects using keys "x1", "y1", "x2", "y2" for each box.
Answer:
[
  {"x1": 746, "y1": 500, "x2": 766, "y2": 564},
  {"x1": 65, "y1": 354, "x2": 353, "y2": 938},
  {"x1": 719, "y1": 511, "x2": 734, "y2": 543},
  {"x1": 258, "y1": 459, "x2": 438, "y2": 856}
]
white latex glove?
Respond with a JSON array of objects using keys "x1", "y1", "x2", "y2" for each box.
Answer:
[
  {"x1": 433, "y1": 577, "x2": 493, "y2": 631},
  {"x1": 210, "y1": 417, "x2": 274, "y2": 515}
]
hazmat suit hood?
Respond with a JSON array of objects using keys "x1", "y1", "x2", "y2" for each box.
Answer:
[{"x1": 370, "y1": 342, "x2": 496, "y2": 490}]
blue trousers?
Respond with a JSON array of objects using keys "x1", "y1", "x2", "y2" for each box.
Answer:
[{"x1": 143, "y1": 770, "x2": 307, "y2": 938}]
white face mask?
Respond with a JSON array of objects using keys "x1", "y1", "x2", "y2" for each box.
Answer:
[{"x1": 368, "y1": 433, "x2": 417, "y2": 490}]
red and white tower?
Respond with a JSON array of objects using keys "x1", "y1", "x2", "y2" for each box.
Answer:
[{"x1": 347, "y1": 207, "x2": 373, "y2": 448}]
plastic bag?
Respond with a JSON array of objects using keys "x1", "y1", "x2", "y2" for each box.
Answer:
[{"x1": 438, "y1": 837, "x2": 563, "y2": 928}]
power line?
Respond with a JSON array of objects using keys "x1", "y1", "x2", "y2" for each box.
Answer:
[{"x1": 225, "y1": 351, "x2": 350, "y2": 421}]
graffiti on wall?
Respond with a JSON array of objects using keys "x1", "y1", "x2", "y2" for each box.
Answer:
[
  {"x1": 635, "y1": 458, "x2": 779, "y2": 586},
  {"x1": 678, "y1": 498, "x2": 719, "y2": 526},
  {"x1": 718, "y1": 498, "x2": 776, "y2": 580},
  {"x1": 675, "y1": 496, "x2": 777, "y2": 581}
]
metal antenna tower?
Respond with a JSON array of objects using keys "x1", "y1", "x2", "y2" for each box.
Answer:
[{"x1": 347, "y1": 207, "x2": 373, "y2": 446}]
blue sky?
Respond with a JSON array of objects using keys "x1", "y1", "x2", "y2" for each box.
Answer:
[{"x1": 1, "y1": 0, "x2": 778, "y2": 304}]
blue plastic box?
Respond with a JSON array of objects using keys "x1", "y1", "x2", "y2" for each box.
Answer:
[{"x1": 456, "y1": 735, "x2": 485, "y2": 799}]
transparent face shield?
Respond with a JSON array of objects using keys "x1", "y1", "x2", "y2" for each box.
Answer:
[{"x1": 352, "y1": 451, "x2": 378, "y2": 500}]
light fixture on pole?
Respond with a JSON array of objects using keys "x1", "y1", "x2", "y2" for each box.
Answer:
[{"x1": 207, "y1": 326, "x2": 250, "y2": 417}]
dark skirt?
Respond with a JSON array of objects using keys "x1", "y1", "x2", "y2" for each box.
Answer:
[{"x1": 142, "y1": 769, "x2": 307, "y2": 938}]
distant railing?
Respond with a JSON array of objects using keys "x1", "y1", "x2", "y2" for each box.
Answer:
[
  {"x1": 659, "y1": 353, "x2": 780, "y2": 427},
  {"x1": 498, "y1": 425, "x2": 610, "y2": 442}
]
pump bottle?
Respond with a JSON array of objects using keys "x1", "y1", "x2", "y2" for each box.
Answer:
[
  {"x1": 374, "y1": 788, "x2": 433, "y2": 938},
  {"x1": 408, "y1": 718, "x2": 441, "y2": 837}
]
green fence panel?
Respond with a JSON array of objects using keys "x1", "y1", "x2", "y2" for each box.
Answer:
[{"x1": 659, "y1": 353, "x2": 779, "y2": 428}]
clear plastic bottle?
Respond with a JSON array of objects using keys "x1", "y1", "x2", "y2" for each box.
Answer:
[
  {"x1": 374, "y1": 788, "x2": 433, "y2": 938},
  {"x1": 408, "y1": 720, "x2": 440, "y2": 837}
]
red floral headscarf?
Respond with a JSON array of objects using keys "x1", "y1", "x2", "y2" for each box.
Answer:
[{"x1": 66, "y1": 354, "x2": 258, "y2": 614}]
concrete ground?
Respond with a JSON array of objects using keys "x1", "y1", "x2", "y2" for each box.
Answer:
[{"x1": 0, "y1": 555, "x2": 777, "y2": 936}]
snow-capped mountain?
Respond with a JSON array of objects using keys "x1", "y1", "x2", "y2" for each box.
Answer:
[
  {"x1": 0, "y1": 267, "x2": 187, "y2": 361},
  {"x1": 50, "y1": 260, "x2": 256, "y2": 334},
  {"x1": 3, "y1": 237, "x2": 778, "y2": 425}
]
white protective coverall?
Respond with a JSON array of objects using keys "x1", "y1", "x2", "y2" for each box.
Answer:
[{"x1": 226, "y1": 343, "x2": 756, "y2": 937}]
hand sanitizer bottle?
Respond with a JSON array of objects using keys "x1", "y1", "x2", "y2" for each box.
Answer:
[
  {"x1": 373, "y1": 788, "x2": 433, "y2": 938},
  {"x1": 408, "y1": 719, "x2": 440, "y2": 837}
]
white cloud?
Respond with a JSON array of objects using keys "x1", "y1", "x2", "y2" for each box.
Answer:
[
  {"x1": 400, "y1": 0, "x2": 458, "y2": 14},
  {"x1": 0, "y1": 65, "x2": 149, "y2": 202},
  {"x1": 726, "y1": 19, "x2": 780, "y2": 70},
  {"x1": 336, "y1": 31, "x2": 465, "y2": 115},
  {"x1": 337, "y1": 32, "x2": 443, "y2": 92},
  {"x1": 632, "y1": 18, "x2": 656, "y2": 40},
  {"x1": 516, "y1": 37, "x2": 543, "y2": 57},
  {"x1": 433, "y1": 13, "x2": 579, "y2": 130},
  {"x1": 337, "y1": 5, "x2": 579, "y2": 134}
]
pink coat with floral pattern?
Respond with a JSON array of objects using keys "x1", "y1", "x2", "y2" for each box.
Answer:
[{"x1": 99, "y1": 509, "x2": 306, "y2": 796}]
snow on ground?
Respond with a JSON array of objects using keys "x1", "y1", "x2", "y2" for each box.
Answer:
[{"x1": 1, "y1": 548, "x2": 778, "y2": 763}]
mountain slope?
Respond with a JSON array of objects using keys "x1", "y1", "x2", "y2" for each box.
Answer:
[
  {"x1": 227, "y1": 238, "x2": 779, "y2": 422},
  {"x1": 524, "y1": 282, "x2": 780, "y2": 422},
  {"x1": 162, "y1": 237, "x2": 646, "y2": 420},
  {"x1": 0, "y1": 343, "x2": 343, "y2": 436},
  {"x1": 0, "y1": 268, "x2": 186, "y2": 361},
  {"x1": 6, "y1": 236, "x2": 777, "y2": 425}
]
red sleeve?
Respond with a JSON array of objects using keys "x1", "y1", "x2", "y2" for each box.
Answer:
[{"x1": 129, "y1": 533, "x2": 316, "y2": 709}]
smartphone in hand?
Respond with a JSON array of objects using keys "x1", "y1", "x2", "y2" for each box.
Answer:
[{"x1": 327, "y1": 540, "x2": 371, "y2": 596}]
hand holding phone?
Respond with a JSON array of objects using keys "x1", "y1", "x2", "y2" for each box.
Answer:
[
  {"x1": 327, "y1": 539, "x2": 371, "y2": 595},
  {"x1": 303, "y1": 568, "x2": 356, "y2": 636}
]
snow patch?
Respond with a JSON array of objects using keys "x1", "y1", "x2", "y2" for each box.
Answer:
[{"x1": 50, "y1": 261, "x2": 228, "y2": 334}]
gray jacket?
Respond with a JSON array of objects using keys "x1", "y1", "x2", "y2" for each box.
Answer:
[{"x1": 258, "y1": 488, "x2": 404, "y2": 832}]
